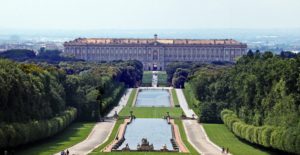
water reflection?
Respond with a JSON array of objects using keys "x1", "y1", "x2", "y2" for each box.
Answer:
[
  {"x1": 136, "y1": 89, "x2": 170, "y2": 107},
  {"x1": 119, "y1": 118, "x2": 173, "y2": 150}
]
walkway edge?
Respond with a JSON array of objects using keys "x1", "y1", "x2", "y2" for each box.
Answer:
[
  {"x1": 86, "y1": 120, "x2": 117, "y2": 154},
  {"x1": 199, "y1": 124, "x2": 232, "y2": 155},
  {"x1": 175, "y1": 89, "x2": 198, "y2": 118},
  {"x1": 55, "y1": 88, "x2": 132, "y2": 155},
  {"x1": 182, "y1": 121, "x2": 203, "y2": 155},
  {"x1": 199, "y1": 124, "x2": 223, "y2": 152},
  {"x1": 178, "y1": 87, "x2": 225, "y2": 155}
]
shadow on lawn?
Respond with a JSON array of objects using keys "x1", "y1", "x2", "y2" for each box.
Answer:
[
  {"x1": 14, "y1": 122, "x2": 94, "y2": 155},
  {"x1": 207, "y1": 123, "x2": 294, "y2": 155},
  {"x1": 234, "y1": 135, "x2": 293, "y2": 155}
]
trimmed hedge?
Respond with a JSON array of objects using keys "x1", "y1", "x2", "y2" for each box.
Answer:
[
  {"x1": 0, "y1": 107, "x2": 77, "y2": 149},
  {"x1": 102, "y1": 82, "x2": 126, "y2": 115},
  {"x1": 221, "y1": 109, "x2": 300, "y2": 154}
]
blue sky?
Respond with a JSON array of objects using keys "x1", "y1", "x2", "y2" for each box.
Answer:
[{"x1": 0, "y1": 0, "x2": 300, "y2": 30}]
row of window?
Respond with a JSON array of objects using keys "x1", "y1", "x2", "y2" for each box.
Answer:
[
  {"x1": 66, "y1": 47, "x2": 245, "y2": 55},
  {"x1": 70, "y1": 50, "x2": 244, "y2": 56},
  {"x1": 77, "y1": 53, "x2": 236, "y2": 61}
]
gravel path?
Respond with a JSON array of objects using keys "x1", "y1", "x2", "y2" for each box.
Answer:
[
  {"x1": 55, "y1": 89, "x2": 132, "y2": 155},
  {"x1": 107, "y1": 89, "x2": 132, "y2": 117},
  {"x1": 56, "y1": 88, "x2": 223, "y2": 155},
  {"x1": 176, "y1": 88, "x2": 223, "y2": 155},
  {"x1": 175, "y1": 89, "x2": 197, "y2": 118},
  {"x1": 183, "y1": 120, "x2": 223, "y2": 155},
  {"x1": 152, "y1": 71, "x2": 158, "y2": 87},
  {"x1": 58, "y1": 120, "x2": 115, "y2": 155}
]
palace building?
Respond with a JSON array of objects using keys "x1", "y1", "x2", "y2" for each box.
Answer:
[{"x1": 64, "y1": 34, "x2": 247, "y2": 70}]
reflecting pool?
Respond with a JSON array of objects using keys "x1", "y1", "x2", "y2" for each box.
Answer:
[
  {"x1": 119, "y1": 118, "x2": 173, "y2": 150},
  {"x1": 136, "y1": 89, "x2": 170, "y2": 107}
]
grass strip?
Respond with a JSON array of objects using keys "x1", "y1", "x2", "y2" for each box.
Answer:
[
  {"x1": 142, "y1": 71, "x2": 152, "y2": 84},
  {"x1": 203, "y1": 124, "x2": 279, "y2": 155},
  {"x1": 182, "y1": 83, "x2": 200, "y2": 115},
  {"x1": 119, "y1": 107, "x2": 183, "y2": 118},
  {"x1": 128, "y1": 88, "x2": 137, "y2": 107},
  {"x1": 17, "y1": 122, "x2": 95, "y2": 155},
  {"x1": 171, "y1": 89, "x2": 180, "y2": 107}
]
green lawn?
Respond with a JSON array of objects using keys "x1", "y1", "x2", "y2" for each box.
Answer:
[
  {"x1": 121, "y1": 88, "x2": 182, "y2": 118},
  {"x1": 128, "y1": 88, "x2": 137, "y2": 106},
  {"x1": 17, "y1": 122, "x2": 95, "y2": 155},
  {"x1": 183, "y1": 83, "x2": 200, "y2": 115},
  {"x1": 142, "y1": 71, "x2": 152, "y2": 85},
  {"x1": 171, "y1": 89, "x2": 180, "y2": 107},
  {"x1": 119, "y1": 107, "x2": 183, "y2": 118},
  {"x1": 142, "y1": 71, "x2": 168, "y2": 86},
  {"x1": 203, "y1": 124, "x2": 279, "y2": 155},
  {"x1": 157, "y1": 71, "x2": 168, "y2": 86},
  {"x1": 174, "y1": 119, "x2": 199, "y2": 155}
]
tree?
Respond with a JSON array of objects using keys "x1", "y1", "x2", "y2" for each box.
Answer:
[
  {"x1": 186, "y1": 52, "x2": 300, "y2": 154},
  {"x1": 247, "y1": 49, "x2": 254, "y2": 57},
  {"x1": 172, "y1": 68, "x2": 189, "y2": 88},
  {"x1": 0, "y1": 49, "x2": 36, "y2": 61}
]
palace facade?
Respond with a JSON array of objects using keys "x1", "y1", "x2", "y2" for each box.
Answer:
[{"x1": 64, "y1": 35, "x2": 247, "y2": 70}]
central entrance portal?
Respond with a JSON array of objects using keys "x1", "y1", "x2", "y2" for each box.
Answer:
[{"x1": 153, "y1": 64, "x2": 157, "y2": 71}]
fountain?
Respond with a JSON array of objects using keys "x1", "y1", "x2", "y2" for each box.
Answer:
[{"x1": 137, "y1": 138, "x2": 154, "y2": 151}]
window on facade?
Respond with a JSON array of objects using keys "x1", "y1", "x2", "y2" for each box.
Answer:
[{"x1": 153, "y1": 51, "x2": 158, "y2": 60}]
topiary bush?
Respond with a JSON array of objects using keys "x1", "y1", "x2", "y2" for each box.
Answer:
[
  {"x1": 0, "y1": 107, "x2": 77, "y2": 149},
  {"x1": 221, "y1": 109, "x2": 300, "y2": 154}
]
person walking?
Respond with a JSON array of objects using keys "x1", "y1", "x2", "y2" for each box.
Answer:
[{"x1": 226, "y1": 147, "x2": 229, "y2": 154}]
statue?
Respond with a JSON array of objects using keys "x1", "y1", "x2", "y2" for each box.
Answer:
[
  {"x1": 114, "y1": 111, "x2": 118, "y2": 119},
  {"x1": 137, "y1": 138, "x2": 154, "y2": 151},
  {"x1": 122, "y1": 143, "x2": 130, "y2": 151},
  {"x1": 137, "y1": 144, "x2": 141, "y2": 149},
  {"x1": 161, "y1": 144, "x2": 168, "y2": 151}
]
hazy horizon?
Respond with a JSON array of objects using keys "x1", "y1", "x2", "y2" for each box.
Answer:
[
  {"x1": 1, "y1": 28, "x2": 300, "y2": 41},
  {"x1": 1, "y1": 0, "x2": 300, "y2": 31}
]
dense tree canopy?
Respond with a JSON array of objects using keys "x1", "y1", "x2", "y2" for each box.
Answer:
[
  {"x1": 166, "y1": 61, "x2": 232, "y2": 88},
  {"x1": 0, "y1": 49, "x2": 36, "y2": 61},
  {"x1": 184, "y1": 52, "x2": 300, "y2": 153},
  {"x1": 0, "y1": 59, "x2": 143, "y2": 149},
  {"x1": 172, "y1": 68, "x2": 189, "y2": 88},
  {"x1": 0, "y1": 59, "x2": 66, "y2": 122},
  {"x1": 0, "y1": 49, "x2": 81, "y2": 63},
  {"x1": 166, "y1": 62, "x2": 192, "y2": 83}
]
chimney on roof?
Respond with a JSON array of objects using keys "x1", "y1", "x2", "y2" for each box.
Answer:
[{"x1": 154, "y1": 34, "x2": 158, "y2": 41}]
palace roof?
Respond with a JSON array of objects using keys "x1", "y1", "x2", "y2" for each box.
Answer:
[{"x1": 64, "y1": 37, "x2": 245, "y2": 46}]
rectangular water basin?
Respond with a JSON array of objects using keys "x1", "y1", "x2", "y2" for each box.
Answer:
[
  {"x1": 118, "y1": 118, "x2": 173, "y2": 150},
  {"x1": 135, "y1": 89, "x2": 170, "y2": 107}
]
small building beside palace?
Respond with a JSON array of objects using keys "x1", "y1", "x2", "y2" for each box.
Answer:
[{"x1": 64, "y1": 34, "x2": 247, "y2": 70}]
